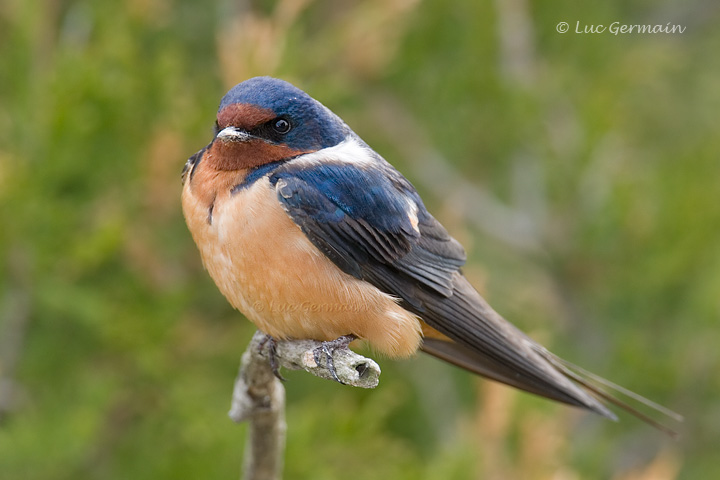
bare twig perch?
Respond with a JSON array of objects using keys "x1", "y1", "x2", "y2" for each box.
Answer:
[{"x1": 229, "y1": 330, "x2": 381, "y2": 480}]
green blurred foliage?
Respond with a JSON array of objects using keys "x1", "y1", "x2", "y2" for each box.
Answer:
[{"x1": 1, "y1": 0, "x2": 718, "y2": 478}]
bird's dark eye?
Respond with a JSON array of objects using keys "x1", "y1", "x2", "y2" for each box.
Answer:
[{"x1": 272, "y1": 118, "x2": 291, "y2": 134}]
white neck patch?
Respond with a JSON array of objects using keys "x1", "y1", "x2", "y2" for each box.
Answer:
[{"x1": 291, "y1": 137, "x2": 377, "y2": 169}]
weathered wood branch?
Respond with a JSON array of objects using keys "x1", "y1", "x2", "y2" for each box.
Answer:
[{"x1": 229, "y1": 331, "x2": 381, "y2": 480}]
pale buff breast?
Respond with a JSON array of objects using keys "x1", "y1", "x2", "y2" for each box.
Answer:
[{"x1": 181, "y1": 171, "x2": 422, "y2": 358}]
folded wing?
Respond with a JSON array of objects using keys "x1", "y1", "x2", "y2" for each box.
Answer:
[{"x1": 267, "y1": 148, "x2": 677, "y2": 429}]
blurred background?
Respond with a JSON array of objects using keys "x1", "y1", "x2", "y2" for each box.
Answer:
[{"x1": 1, "y1": 0, "x2": 718, "y2": 478}]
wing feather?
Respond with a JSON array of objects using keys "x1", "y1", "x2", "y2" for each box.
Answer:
[{"x1": 262, "y1": 149, "x2": 678, "y2": 430}]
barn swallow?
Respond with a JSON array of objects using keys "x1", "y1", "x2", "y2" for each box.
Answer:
[{"x1": 182, "y1": 77, "x2": 678, "y2": 432}]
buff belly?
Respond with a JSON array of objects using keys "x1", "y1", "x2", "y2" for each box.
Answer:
[{"x1": 182, "y1": 176, "x2": 422, "y2": 358}]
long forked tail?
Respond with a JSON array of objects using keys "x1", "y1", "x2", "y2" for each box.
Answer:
[
  {"x1": 534, "y1": 345, "x2": 683, "y2": 438},
  {"x1": 422, "y1": 337, "x2": 682, "y2": 437}
]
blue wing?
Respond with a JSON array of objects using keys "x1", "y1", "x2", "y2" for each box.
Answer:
[
  {"x1": 269, "y1": 158, "x2": 466, "y2": 306},
  {"x1": 260, "y1": 150, "x2": 677, "y2": 427},
  {"x1": 266, "y1": 153, "x2": 625, "y2": 418}
]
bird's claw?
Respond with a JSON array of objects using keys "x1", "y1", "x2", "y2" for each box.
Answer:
[
  {"x1": 258, "y1": 334, "x2": 286, "y2": 381},
  {"x1": 313, "y1": 334, "x2": 357, "y2": 384}
]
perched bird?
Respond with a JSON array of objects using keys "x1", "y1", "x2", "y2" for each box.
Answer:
[{"x1": 182, "y1": 76, "x2": 677, "y2": 432}]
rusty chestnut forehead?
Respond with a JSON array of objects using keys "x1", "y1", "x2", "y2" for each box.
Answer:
[
  {"x1": 217, "y1": 76, "x2": 350, "y2": 150},
  {"x1": 217, "y1": 103, "x2": 275, "y2": 130},
  {"x1": 219, "y1": 76, "x2": 312, "y2": 114},
  {"x1": 217, "y1": 77, "x2": 319, "y2": 129}
]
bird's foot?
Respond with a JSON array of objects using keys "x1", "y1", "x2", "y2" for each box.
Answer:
[
  {"x1": 257, "y1": 334, "x2": 285, "y2": 381},
  {"x1": 313, "y1": 334, "x2": 357, "y2": 384}
]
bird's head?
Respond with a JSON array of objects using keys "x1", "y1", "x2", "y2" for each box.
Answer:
[{"x1": 207, "y1": 77, "x2": 349, "y2": 170}]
